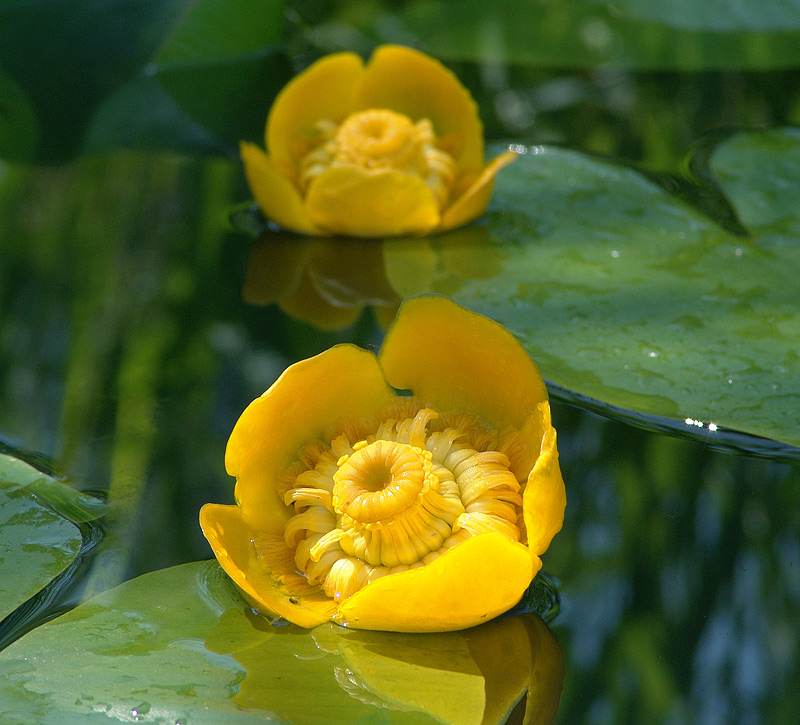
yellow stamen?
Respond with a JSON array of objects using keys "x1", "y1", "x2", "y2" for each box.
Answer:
[
  {"x1": 279, "y1": 398, "x2": 528, "y2": 602},
  {"x1": 299, "y1": 109, "x2": 457, "y2": 209}
]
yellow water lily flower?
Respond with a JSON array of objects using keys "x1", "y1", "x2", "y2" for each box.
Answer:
[
  {"x1": 240, "y1": 45, "x2": 517, "y2": 238},
  {"x1": 200, "y1": 295, "x2": 565, "y2": 632}
]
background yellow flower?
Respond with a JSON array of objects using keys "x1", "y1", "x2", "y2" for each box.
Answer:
[
  {"x1": 200, "y1": 295, "x2": 566, "y2": 632},
  {"x1": 240, "y1": 45, "x2": 516, "y2": 238}
]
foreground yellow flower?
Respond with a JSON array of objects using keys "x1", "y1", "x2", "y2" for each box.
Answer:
[
  {"x1": 240, "y1": 45, "x2": 517, "y2": 238},
  {"x1": 200, "y1": 295, "x2": 565, "y2": 632}
]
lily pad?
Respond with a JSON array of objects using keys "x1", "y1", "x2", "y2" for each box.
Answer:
[
  {"x1": 0, "y1": 0, "x2": 289, "y2": 162},
  {"x1": 0, "y1": 455, "x2": 83, "y2": 621},
  {"x1": 385, "y1": 127, "x2": 800, "y2": 452},
  {"x1": 391, "y1": 0, "x2": 800, "y2": 69},
  {"x1": 0, "y1": 0, "x2": 193, "y2": 162},
  {"x1": 0, "y1": 561, "x2": 563, "y2": 724}
]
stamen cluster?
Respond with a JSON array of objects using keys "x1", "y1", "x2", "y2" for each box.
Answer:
[
  {"x1": 279, "y1": 398, "x2": 525, "y2": 602},
  {"x1": 299, "y1": 109, "x2": 457, "y2": 209}
]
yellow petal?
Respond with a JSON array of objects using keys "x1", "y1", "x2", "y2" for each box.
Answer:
[
  {"x1": 523, "y1": 404, "x2": 566, "y2": 559},
  {"x1": 240, "y1": 141, "x2": 322, "y2": 235},
  {"x1": 379, "y1": 295, "x2": 549, "y2": 434},
  {"x1": 199, "y1": 503, "x2": 334, "y2": 629},
  {"x1": 226, "y1": 344, "x2": 396, "y2": 531},
  {"x1": 266, "y1": 52, "x2": 364, "y2": 182},
  {"x1": 305, "y1": 166, "x2": 440, "y2": 237},
  {"x1": 439, "y1": 150, "x2": 517, "y2": 232},
  {"x1": 336, "y1": 532, "x2": 534, "y2": 632},
  {"x1": 243, "y1": 234, "x2": 318, "y2": 305},
  {"x1": 357, "y1": 45, "x2": 484, "y2": 172}
]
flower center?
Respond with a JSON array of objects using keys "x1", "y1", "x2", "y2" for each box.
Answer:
[
  {"x1": 336, "y1": 110, "x2": 417, "y2": 166},
  {"x1": 333, "y1": 439, "x2": 431, "y2": 523},
  {"x1": 278, "y1": 399, "x2": 526, "y2": 603},
  {"x1": 299, "y1": 109, "x2": 457, "y2": 209}
]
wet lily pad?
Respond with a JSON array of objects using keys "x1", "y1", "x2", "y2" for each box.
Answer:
[
  {"x1": 0, "y1": 560, "x2": 563, "y2": 724},
  {"x1": 0, "y1": 455, "x2": 83, "y2": 621},
  {"x1": 385, "y1": 127, "x2": 800, "y2": 451}
]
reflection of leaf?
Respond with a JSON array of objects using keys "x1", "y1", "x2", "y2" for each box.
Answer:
[
  {"x1": 386, "y1": 129, "x2": 800, "y2": 451},
  {"x1": 0, "y1": 561, "x2": 564, "y2": 724},
  {"x1": 372, "y1": 0, "x2": 800, "y2": 69},
  {"x1": 0, "y1": 455, "x2": 83, "y2": 622}
]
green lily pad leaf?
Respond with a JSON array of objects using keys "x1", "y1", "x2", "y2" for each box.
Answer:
[
  {"x1": 0, "y1": 0, "x2": 289, "y2": 162},
  {"x1": 0, "y1": 561, "x2": 564, "y2": 724},
  {"x1": 0, "y1": 0, "x2": 193, "y2": 163},
  {"x1": 147, "y1": 0, "x2": 291, "y2": 152},
  {"x1": 0, "y1": 455, "x2": 83, "y2": 621},
  {"x1": 381, "y1": 0, "x2": 800, "y2": 69},
  {"x1": 385, "y1": 127, "x2": 800, "y2": 452},
  {"x1": 0, "y1": 453, "x2": 106, "y2": 525}
]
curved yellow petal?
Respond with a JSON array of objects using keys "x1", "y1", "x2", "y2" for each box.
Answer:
[
  {"x1": 240, "y1": 141, "x2": 322, "y2": 235},
  {"x1": 266, "y1": 52, "x2": 364, "y2": 182},
  {"x1": 226, "y1": 345, "x2": 396, "y2": 530},
  {"x1": 199, "y1": 503, "x2": 334, "y2": 628},
  {"x1": 305, "y1": 166, "x2": 440, "y2": 237},
  {"x1": 336, "y1": 533, "x2": 534, "y2": 632},
  {"x1": 243, "y1": 234, "x2": 318, "y2": 306},
  {"x1": 357, "y1": 45, "x2": 484, "y2": 171},
  {"x1": 439, "y1": 150, "x2": 517, "y2": 233},
  {"x1": 523, "y1": 404, "x2": 566, "y2": 559},
  {"x1": 379, "y1": 295, "x2": 549, "y2": 433}
]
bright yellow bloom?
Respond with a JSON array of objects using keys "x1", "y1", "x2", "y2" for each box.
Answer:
[
  {"x1": 200, "y1": 295, "x2": 565, "y2": 632},
  {"x1": 240, "y1": 45, "x2": 516, "y2": 238}
]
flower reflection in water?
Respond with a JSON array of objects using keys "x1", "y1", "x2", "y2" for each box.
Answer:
[
  {"x1": 242, "y1": 224, "x2": 499, "y2": 331},
  {"x1": 243, "y1": 233, "x2": 401, "y2": 330},
  {"x1": 205, "y1": 605, "x2": 564, "y2": 725}
]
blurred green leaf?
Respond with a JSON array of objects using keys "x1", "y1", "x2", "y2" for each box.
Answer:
[
  {"x1": 0, "y1": 0, "x2": 193, "y2": 162},
  {"x1": 0, "y1": 455, "x2": 82, "y2": 621},
  {"x1": 0, "y1": 0, "x2": 289, "y2": 162},
  {"x1": 385, "y1": 127, "x2": 800, "y2": 450},
  {"x1": 147, "y1": 0, "x2": 291, "y2": 151},
  {"x1": 0, "y1": 560, "x2": 563, "y2": 724},
  {"x1": 368, "y1": 0, "x2": 800, "y2": 70}
]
